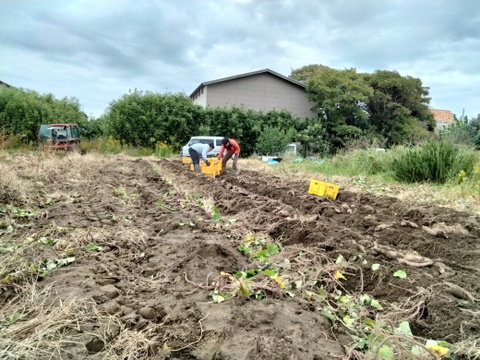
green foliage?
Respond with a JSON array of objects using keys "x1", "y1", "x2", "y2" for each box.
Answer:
[
  {"x1": 103, "y1": 89, "x2": 204, "y2": 150},
  {"x1": 203, "y1": 107, "x2": 302, "y2": 157},
  {"x1": 392, "y1": 140, "x2": 476, "y2": 184},
  {"x1": 305, "y1": 67, "x2": 373, "y2": 151},
  {"x1": 290, "y1": 64, "x2": 435, "y2": 153},
  {"x1": 155, "y1": 141, "x2": 174, "y2": 158},
  {"x1": 393, "y1": 269, "x2": 408, "y2": 279},
  {"x1": 296, "y1": 120, "x2": 331, "y2": 157},
  {"x1": 0, "y1": 87, "x2": 86, "y2": 144},
  {"x1": 297, "y1": 148, "x2": 394, "y2": 178},
  {"x1": 364, "y1": 70, "x2": 434, "y2": 146},
  {"x1": 83, "y1": 243, "x2": 103, "y2": 252},
  {"x1": 255, "y1": 126, "x2": 296, "y2": 155},
  {"x1": 212, "y1": 205, "x2": 220, "y2": 222},
  {"x1": 32, "y1": 257, "x2": 75, "y2": 277},
  {"x1": 442, "y1": 114, "x2": 480, "y2": 149}
]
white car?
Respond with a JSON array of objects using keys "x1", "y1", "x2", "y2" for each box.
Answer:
[{"x1": 181, "y1": 136, "x2": 225, "y2": 158}]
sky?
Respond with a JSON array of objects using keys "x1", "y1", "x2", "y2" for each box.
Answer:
[{"x1": 1, "y1": 0, "x2": 479, "y2": 119}]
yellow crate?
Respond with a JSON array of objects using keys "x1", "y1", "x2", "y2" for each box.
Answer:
[
  {"x1": 202, "y1": 166, "x2": 221, "y2": 177},
  {"x1": 308, "y1": 179, "x2": 340, "y2": 200},
  {"x1": 182, "y1": 157, "x2": 191, "y2": 165},
  {"x1": 189, "y1": 161, "x2": 222, "y2": 176}
]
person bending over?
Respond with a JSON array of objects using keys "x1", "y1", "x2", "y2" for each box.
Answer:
[
  {"x1": 189, "y1": 142, "x2": 214, "y2": 172},
  {"x1": 216, "y1": 137, "x2": 240, "y2": 174}
]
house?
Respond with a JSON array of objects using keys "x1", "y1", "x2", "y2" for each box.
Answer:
[
  {"x1": 0, "y1": 80, "x2": 13, "y2": 88},
  {"x1": 189, "y1": 69, "x2": 315, "y2": 118},
  {"x1": 430, "y1": 109, "x2": 454, "y2": 130}
]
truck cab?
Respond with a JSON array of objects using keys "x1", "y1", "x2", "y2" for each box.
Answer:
[{"x1": 39, "y1": 123, "x2": 81, "y2": 152}]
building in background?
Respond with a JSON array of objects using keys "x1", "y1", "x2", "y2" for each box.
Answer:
[
  {"x1": 430, "y1": 109, "x2": 454, "y2": 131},
  {"x1": 190, "y1": 69, "x2": 315, "y2": 118}
]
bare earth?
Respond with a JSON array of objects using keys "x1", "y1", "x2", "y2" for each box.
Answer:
[{"x1": 0, "y1": 154, "x2": 479, "y2": 359}]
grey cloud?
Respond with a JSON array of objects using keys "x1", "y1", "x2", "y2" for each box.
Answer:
[{"x1": 1, "y1": 0, "x2": 479, "y2": 118}]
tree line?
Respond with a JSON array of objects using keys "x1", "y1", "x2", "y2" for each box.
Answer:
[{"x1": 1, "y1": 64, "x2": 479, "y2": 156}]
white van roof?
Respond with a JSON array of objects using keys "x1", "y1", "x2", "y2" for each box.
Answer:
[{"x1": 190, "y1": 136, "x2": 224, "y2": 139}]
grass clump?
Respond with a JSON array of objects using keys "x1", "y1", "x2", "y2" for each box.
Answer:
[{"x1": 392, "y1": 141, "x2": 477, "y2": 184}]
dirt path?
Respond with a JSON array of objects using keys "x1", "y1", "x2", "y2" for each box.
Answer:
[{"x1": 1, "y1": 155, "x2": 479, "y2": 359}]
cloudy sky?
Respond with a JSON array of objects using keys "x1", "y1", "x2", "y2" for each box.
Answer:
[{"x1": 1, "y1": 0, "x2": 479, "y2": 119}]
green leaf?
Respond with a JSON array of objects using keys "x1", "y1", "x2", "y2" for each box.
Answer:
[
  {"x1": 336, "y1": 254, "x2": 346, "y2": 263},
  {"x1": 263, "y1": 269, "x2": 277, "y2": 277},
  {"x1": 395, "y1": 321, "x2": 413, "y2": 338},
  {"x1": 267, "y1": 243, "x2": 279, "y2": 256},
  {"x1": 411, "y1": 345, "x2": 429, "y2": 357},
  {"x1": 363, "y1": 318, "x2": 375, "y2": 328},
  {"x1": 371, "y1": 263, "x2": 380, "y2": 271},
  {"x1": 83, "y1": 243, "x2": 103, "y2": 252},
  {"x1": 370, "y1": 299, "x2": 383, "y2": 311},
  {"x1": 253, "y1": 250, "x2": 269, "y2": 259},
  {"x1": 56, "y1": 257, "x2": 75, "y2": 267},
  {"x1": 245, "y1": 269, "x2": 259, "y2": 278},
  {"x1": 8, "y1": 312, "x2": 24, "y2": 324},
  {"x1": 212, "y1": 204, "x2": 220, "y2": 221},
  {"x1": 237, "y1": 245, "x2": 251, "y2": 254},
  {"x1": 378, "y1": 345, "x2": 394, "y2": 360},
  {"x1": 359, "y1": 294, "x2": 371, "y2": 304},
  {"x1": 294, "y1": 280, "x2": 303, "y2": 289},
  {"x1": 255, "y1": 290, "x2": 266, "y2": 300},
  {"x1": 393, "y1": 269, "x2": 407, "y2": 279}
]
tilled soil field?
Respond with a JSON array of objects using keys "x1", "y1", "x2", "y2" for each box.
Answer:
[{"x1": 0, "y1": 154, "x2": 479, "y2": 360}]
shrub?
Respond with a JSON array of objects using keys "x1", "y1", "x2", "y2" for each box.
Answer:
[
  {"x1": 155, "y1": 142, "x2": 174, "y2": 158},
  {"x1": 256, "y1": 126, "x2": 296, "y2": 156},
  {"x1": 97, "y1": 136, "x2": 123, "y2": 154},
  {"x1": 392, "y1": 140, "x2": 476, "y2": 184}
]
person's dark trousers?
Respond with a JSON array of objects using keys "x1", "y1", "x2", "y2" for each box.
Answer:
[{"x1": 188, "y1": 147, "x2": 201, "y2": 172}]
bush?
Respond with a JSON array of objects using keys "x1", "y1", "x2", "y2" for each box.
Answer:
[
  {"x1": 392, "y1": 140, "x2": 476, "y2": 184},
  {"x1": 155, "y1": 142, "x2": 174, "y2": 158},
  {"x1": 256, "y1": 126, "x2": 296, "y2": 156}
]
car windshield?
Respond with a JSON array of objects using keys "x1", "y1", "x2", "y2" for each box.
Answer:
[{"x1": 48, "y1": 127, "x2": 67, "y2": 137}]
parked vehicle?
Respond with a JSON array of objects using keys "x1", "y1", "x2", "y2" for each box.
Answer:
[
  {"x1": 38, "y1": 123, "x2": 82, "y2": 152},
  {"x1": 181, "y1": 136, "x2": 224, "y2": 157}
]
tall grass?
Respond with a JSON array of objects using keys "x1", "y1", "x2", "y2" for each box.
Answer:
[
  {"x1": 295, "y1": 148, "x2": 394, "y2": 178},
  {"x1": 392, "y1": 141, "x2": 477, "y2": 184}
]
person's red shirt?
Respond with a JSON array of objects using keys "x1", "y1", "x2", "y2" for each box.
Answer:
[{"x1": 218, "y1": 139, "x2": 240, "y2": 159}]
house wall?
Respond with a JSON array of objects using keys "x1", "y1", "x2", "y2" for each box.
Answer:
[
  {"x1": 194, "y1": 73, "x2": 315, "y2": 118},
  {"x1": 436, "y1": 121, "x2": 451, "y2": 131},
  {"x1": 191, "y1": 86, "x2": 207, "y2": 107}
]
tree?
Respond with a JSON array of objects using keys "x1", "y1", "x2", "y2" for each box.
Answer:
[
  {"x1": 304, "y1": 67, "x2": 373, "y2": 151},
  {"x1": 363, "y1": 70, "x2": 434, "y2": 146},
  {"x1": 256, "y1": 126, "x2": 296, "y2": 155},
  {"x1": 103, "y1": 90, "x2": 204, "y2": 149},
  {"x1": 0, "y1": 86, "x2": 85, "y2": 144},
  {"x1": 289, "y1": 64, "x2": 333, "y2": 84},
  {"x1": 289, "y1": 65, "x2": 436, "y2": 151},
  {"x1": 296, "y1": 119, "x2": 331, "y2": 157}
]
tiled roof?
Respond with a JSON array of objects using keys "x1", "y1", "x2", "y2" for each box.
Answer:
[{"x1": 430, "y1": 109, "x2": 454, "y2": 124}]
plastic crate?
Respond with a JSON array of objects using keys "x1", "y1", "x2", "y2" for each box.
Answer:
[
  {"x1": 308, "y1": 179, "x2": 340, "y2": 200},
  {"x1": 190, "y1": 161, "x2": 222, "y2": 176},
  {"x1": 202, "y1": 167, "x2": 221, "y2": 177},
  {"x1": 182, "y1": 157, "x2": 191, "y2": 165}
]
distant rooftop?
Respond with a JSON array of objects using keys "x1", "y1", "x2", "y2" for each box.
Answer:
[
  {"x1": 430, "y1": 109, "x2": 454, "y2": 124},
  {"x1": 0, "y1": 80, "x2": 13, "y2": 88},
  {"x1": 189, "y1": 69, "x2": 305, "y2": 98}
]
